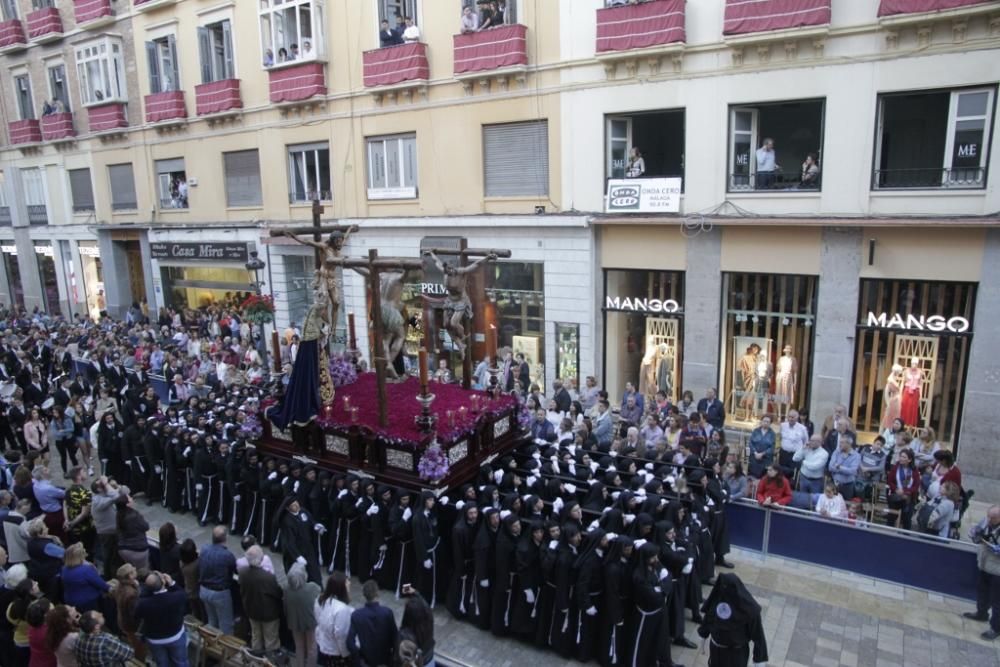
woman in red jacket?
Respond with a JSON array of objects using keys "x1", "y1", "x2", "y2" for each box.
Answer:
[
  {"x1": 755, "y1": 464, "x2": 792, "y2": 507},
  {"x1": 888, "y1": 448, "x2": 921, "y2": 530}
]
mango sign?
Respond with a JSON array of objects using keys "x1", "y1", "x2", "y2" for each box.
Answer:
[{"x1": 605, "y1": 178, "x2": 682, "y2": 213}]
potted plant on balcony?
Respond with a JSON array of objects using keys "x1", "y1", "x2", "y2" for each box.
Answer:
[{"x1": 241, "y1": 293, "x2": 275, "y2": 325}]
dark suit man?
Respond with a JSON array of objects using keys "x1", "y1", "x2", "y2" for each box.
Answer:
[
  {"x1": 529, "y1": 409, "x2": 556, "y2": 444},
  {"x1": 379, "y1": 20, "x2": 397, "y2": 47},
  {"x1": 552, "y1": 380, "x2": 571, "y2": 414},
  {"x1": 347, "y1": 580, "x2": 398, "y2": 667},
  {"x1": 697, "y1": 388, "x2": 726, "y2": 430},
  {"x1": 822, "y1": 420, "x2": 857, "y2": 457},
  {"x1": 515, "y1": 353, "x2": 530, "y2": 394}
]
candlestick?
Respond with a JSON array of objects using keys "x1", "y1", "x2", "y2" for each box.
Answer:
[
  {"x1": 414, "y1": 391, "x2": 437, "y2": 433},
  {"x1": 348, "y1": 312, "x2": 357, "y2": 350},
  {"x1": 487, "y1": 323, "x2": 497, "y2": 364},
  {"x1": 350, "y1": 407, "x2": 359, "y2": 423},
  {"x1": 458, "y1": 406, "x2": 468, "y2": 423},
  {"x1": 418, "y1": 348, "x2": 429, "y2": 388}
]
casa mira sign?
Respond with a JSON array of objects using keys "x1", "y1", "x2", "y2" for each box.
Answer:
[
  {"x1": 865, "y1": 312, "x2": 970, "y2": 333},
  {"x1": 150, "y1": 242, "x2": 249, "y2": 262},
  {"x1": 606, "y1": 296, "x2": 681, "y2": 314}
]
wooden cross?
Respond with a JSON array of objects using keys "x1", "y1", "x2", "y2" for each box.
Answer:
[
  {"x1": 423, "y1": 242, "x2": 512, "y2": 389},
  {"x1": 321, "y1": 249, "x2": 424, "y2": 427}
]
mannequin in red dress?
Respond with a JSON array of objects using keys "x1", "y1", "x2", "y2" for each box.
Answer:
[{"x1": 900, "y1": 358, "x2": 923, "y2": 426}]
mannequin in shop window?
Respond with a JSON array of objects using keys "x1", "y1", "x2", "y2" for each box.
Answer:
[
  {"x1": 754, "y1": 351, "x2": 773, "y2": 418},
  {"x1": 880, "y1": 364, "x2": 904, "y2": 431},
  {"x1": 774, "y1": 345, "x2": 797, "y2": 419},
  {"x1": 656, "y1": 343, "x2": 673, "y2": 400},
  {"x1": 638, "y1": 339, "x2": 657, "y2": 400},
  {"x1": 900, "y1": 358, "x2": 923, "y2": 426},
  {"x1": 738, "y1": 344, "x2": 761, "y2": 419}
]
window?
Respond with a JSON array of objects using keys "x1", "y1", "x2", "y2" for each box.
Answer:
[
  {"x1": 727, "y1": 99, "x2": 825, "y2": 192},
  {"x1": 874, "y1": 86, "x2": 994, "y2": 189},
  {"x1": 460, "y1": 0, "x2": 517, "y2": 25},
  {"x1": 47, "y1": 65, "x2": 70, "y2": 112},
  {"x1": 1, "y1": 0, "x2": 17, "y2": 20},
  {"x1": 224, "y1": 150, "x2": 263, "y2": 207},
  {"x1": 76, "y1": 37, "x2": 126, "y2": 106},
  {"x1": 259, "y1": 0, "x2": 325, "y2": 68},
  {"x1": 483, "y1": 120, "x2": 549, "y2": 197},
  {"x1": 155, "y1": 158, "x2": 188, "y2": 209},
  {"x1": 14, "y1": 74, "x2": 34, "y2": 121},
  {"x1": 146, "y1": 35, "x2": 180, "y2": 93},
  {"x1": 68, "y1": 168, "x2": 95, "y2": 213},
  {"x1": 605, "y1": 110, "x2": 684, "y2": 185},
  {"x1": 108, "y1": 163, "x2": 137, "y2": 211},
  {"x1": 287, "y1": 142, "x2": 331, "y2": 203},
  {"x1": 283, "y1": 255, "x2": 312, "y2": 328},
  {"x1": 22, "y1": 168, "x2": 47, "y2": 225},
  {"x1": 199, "y1": 20, "x2": 235, "y2": 83},
  {"x1": 366, "y1": 134, "x2": 417, "y2": 200},
  {"x1": 31, "y1": 0, "x2": 54, "y2": 8}
]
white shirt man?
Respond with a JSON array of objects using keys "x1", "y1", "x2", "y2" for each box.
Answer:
[
  {"x1": 779, "y1": 411, "x2": 809, "y2": 464},
  {"x1": 402, "y1": 19, "x2": 420, "y2": 42},
  {"x1": 793, "y1": 437, "x2": 829, "y2": 495}
]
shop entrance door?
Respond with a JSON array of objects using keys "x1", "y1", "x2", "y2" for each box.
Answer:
[
  {"x1": 893, "y1": 335, "x2": 938, "y2": 428},
  {"x1": 644, "y1": 317, "x2": 679, "y2": 402},
  {"x1": 125, "y1": 242, "x2": 146, "y2": 309}
]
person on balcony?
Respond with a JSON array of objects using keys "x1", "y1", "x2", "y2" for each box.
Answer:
[
  {"x1": 625, "y1": 147, "x2": 645, "y2": 178},
  {"x1": 402, "y1": 17, "x2": 420, "y2": 43},
  {"x1": 461, "y1": 5, "x2": 480, "y2": 33},
  {"x1": 800, "y1": 152, "x2": 820, "y2": 188},
  {"x1": 755, "y1": 137, "x2": 779, "y2": 189},
  {"x1": 380, "y1": 20, "x2": 397, "y2": 46}
]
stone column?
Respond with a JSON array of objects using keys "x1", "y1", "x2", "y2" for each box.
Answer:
[
  {"x1": 97, "y1": 231, "x2": 132, "y2": 319},
  {"x1": 7, "y1": 170, "x2": 44, "y2": 313},
  {"x1": 683, "y1": 228, "x2": 722, "y2": 395}
]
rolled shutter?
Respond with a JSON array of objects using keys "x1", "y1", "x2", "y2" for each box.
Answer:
[
  {"x1": 108, "y1": 164, "x2": 137, "y2": 210},
  {"x1": 68, "y1": 169, "x2": 95, "y2": 212},
  {"x1": 224, "y1": 150, "x2": 263, "y2": 207},
  {"x1": 483, "y1": 121, "x2": 549, "y2": 197},
  {"x1": 156, "y1": 158, "x2": 185, "y2": 175}
]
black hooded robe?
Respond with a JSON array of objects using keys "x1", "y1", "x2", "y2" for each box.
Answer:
[{"x1": 697, "y1": 573, "x2": 768, "y2": 667}]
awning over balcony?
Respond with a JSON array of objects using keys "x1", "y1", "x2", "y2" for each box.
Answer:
[
  {"x1": 40, "y1": 112, "x2": 75, "y2": 141},
  {"x1": 9, "y1": 119, "x2": 41, "y2": 145},
  {"x1": 877, "y1": 0, "x2": 993, "y2": 17},
  {"x1": 596, "y1": 0, "x2": 685, "y2": 53},
  {"x1": 195, "y1": 79, "x2": 242, "y2": 116},
  {"x1": 453, "y1": 24, "x2": 528, "y2": 75},
  {"x1": 723, "y1": 0, "x2": 831, "y2": 36},
  {"x1": 268, "y1": 62, "x2": 326, "y2": 103},
  {"x1": 145, "y1": 91, "x2": 187, "y2": 123},
  {"x1": 26, "y1": 7, "x2": 63, "y2": 41},
  {"x1": 73, "y1": 0, "x2": 113, "y2": 26},
  {"x1": 363, "y1": 42, "x2": 430, "y2": 87}
]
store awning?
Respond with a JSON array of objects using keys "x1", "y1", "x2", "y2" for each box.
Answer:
[{"x1": 589, "y1": 215, "x2": 1000, "y2": 227}]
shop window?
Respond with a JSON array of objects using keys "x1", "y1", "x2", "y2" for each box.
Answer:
[
  {"x1": 224, "y1": 150, "x2": 263, "y2": 207},
  {"x1": 161, "y1": 265, "x2": 254, "y2": 310},
  {"x1": 874, "y1": 86, "x2": 994, "y2": 190},
  {"x1": 2, "y1": 248, "x2": 24, "y2": 308},
  {"x1": 719, "y1": 272, "x2": 817, "y2": 426},
  {"x1": 728, "y1": 99, "x2": 825, "y2": 192},
  {"x1": 850, "y1": 279, "x2": 976, "y2": 451},
  {"x1": 75, "y1": 37, "x2": 127, "y2": 106},
  {"x1": 366, "y1": 134, "x2": 417, "y2": 200},
  {"x1": 556, "y1": 323, "x2": 580, "y2": 390},
  {"x1": 22, "y1": 168, "x2": 47, "y2": 225},
  {"x1": 1, "y1": 0, "x2": 17, "y2": 20},
  {"x1": 35, "y1": 245, "x2": 59, "y2": 316},
  {"x1": 108, "y1": 163, "x2": 137, "y2": 211},
  {"x1": 146, "y1": 35, "x2": 180, "y2": 93},
  {"x1": 283, "y1": 254, "x2": 313, "y2": 333},
  {"x1": 603, "y1": 269, "x2": 684, "y2": 405},
  {"x1": 605, "y1": 110, "x2": 685, "y2": 184},
  {"x1": 155, "y1": 158, "x2": 188, "y2": 209},
  {"x1": 483, "y1": 120, "x2": 548, "y2": 197},
  {"x1": 68, "y1": 168, "x2": 95, "y2": 213},
  {"x1": 14, "y1": 74, "x2": 34, "y2": 121},
  {"x1": 47, "y1": 65, "x2": 70, "y2": 112},
  {"x1": 459, "y1": 0, "x2": 517, "y2": 27},
  {"x1": 259, "y1": 0, "x2": 325, "y2": 68},
  {"x1": 199, "y1": 20, "x2": 235, "y2": 83},
  {"x1": 287, "y1": 142, "x2": 331, "y2": 203}
]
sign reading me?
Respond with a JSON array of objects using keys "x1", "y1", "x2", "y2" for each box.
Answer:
[{"x1": 605, "y1": 178, "x2": 682, "y2": 214}]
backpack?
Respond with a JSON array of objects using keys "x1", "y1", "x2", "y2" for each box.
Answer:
[{"x1": 916, "y1": 498, "x2": 940, "y2": 533}]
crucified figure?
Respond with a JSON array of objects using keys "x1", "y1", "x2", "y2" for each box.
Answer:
[
  {"x1": 279, "y1": 228, "x2": 354, "y2": 330},
  {"x1": 424, "y1": 250, "x2": 497, "y2": 352}
]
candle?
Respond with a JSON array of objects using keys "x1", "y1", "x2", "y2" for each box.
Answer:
[
  {"x1": 418, "y1": 348, "x2": 429, "y2": 388},
  {"x1": 343, "y1": 396, "x2": 351, "y2": 412},
  {"x1": 459, "y1": 406, "x2": 468, "y2": 422},
  {"x1": 271, "y1": 331, "x2": 281, "y2": 372},
  {"x1": 348, "y1": 312, "x2": 357, "y2": 350},
  {"x1": 487, "y1": 323, "x2": 498, "y2": 364},
  {"x1": 446, "y1": 410, "x2": 455, "y2": 427}
]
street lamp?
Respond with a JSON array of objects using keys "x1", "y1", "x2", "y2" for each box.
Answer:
[{"x1": 245, "y1": 250, "x2": 268, "y2": 362}]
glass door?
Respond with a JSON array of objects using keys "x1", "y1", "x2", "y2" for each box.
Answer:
[
  {"x1": 730, "y1": 108, "x2": 758, "y2": 190},
  {"x1": 607, "y1": 117, "x2": 632, "y2": 180}
]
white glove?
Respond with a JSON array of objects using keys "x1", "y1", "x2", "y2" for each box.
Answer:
[
  {"x1": 682, "y1": 562, "x2": 693, "y2": 575},
  {"x1": 268, "y1": 472, "x2": 278, "y2": 481},
  {"x1": 605, "y1": 532, "x2": 618, "y2": 541},
  {"x1": 659, "y1": 568, "x2": 669, "y2": 581},
  {"x1": 589, "y1": 461, "x2": 599, "y2": 472},
  {"x1": 154, "y1": 465, "x2": 163, "y2": 475},
  {"x1": 553, "y1": 497, "x2": 564, "y2": 513},
  {"x1": 645, "y1": 462, "x2": 654, "y2": 471},
  {"x1": 440, "y1": 496, "x2": 450, "y2": 506},
  {"x1": 296, "y1": 556, "x2": 307, "y2": 565},
  {"x1": 564, "y1": 483, "x2": 576, "y2": 494},
  {"x1": 636, "y1": 488, "x2": 646, "y2": 498},
  {"x1": 233, "y1": 495, "x2": 241, "y2": 502},
  {"x1": 550, "y1": 455, "x2": 558, "y2": 463},
  {"x1": 588, "y1": 519, "x2": 600, "y2": 532},
  {"x1": 531, "y1": 452, "x2": 541, "y2": 460},
  {"x1": 402, "y1": 507, "x2": 412, "y2": 521},
  {"x1": 568, "y1": 462, "x2": 577, "y2": 476},
  {"x1": 366, "y1": 504, "x2": 379, "y2": 516},
  {"x1": 611, "y1": 491, "x2": 621, "y2": 501},
  {"x1": 587, "y1": 479, "x2": 599, "y2": 486},
  {"x1": 607, "y1": 465, "x2": 617, "y2": 473},
  {"x1": 568, "y1": 444, "x2": 577, "y2": 455},
  {"x1": 195, "y1": 483, "x2": 204, "y2": 491},
  {"x1": 524, "y1": 589, "x2": 535, "y2": 604},
  {"x1": 182, "y1": 447, "x2": 192, "y2": 457},
  {"x1": 527, "y1": 475, "x2": 537, "y2": 487},
  {"x1": 456, "y1": 500, "x2": 465, "y2": 511},
  {"x1": 707, "y1": 498, "x2": 716, "y2": 507},
  {"x1": 338, "y1": 489, "x2": 348, "y2": 498},
  {"x1": 548, "y1": 540, "x2": 559, "y2": 550},
  {"x1": 659, "y1": 498, "x2": 668, "y2": 508},
  {"x1": 423, "y1": 559, "x2": 432, "y2": 569},
  {"x1": 586, "y1": 606, "x2": 597, "y2": 616},
  {"x1": 550, "y1": 462, "x2": 560, "y2": 474},
  {"x1": 355, "y1": 498, "x2": 364, "y2": 508},
  {"x1": 633, "y1": 539, "x2": 647, "y2": 549},
  {"x1": 314, "y1": 523, "x2": 324, "y2": 532},
  {"x1": 666, "y1": 475, "x2": 676, "y2": 486},
  {"x1": 379, "y1": 544, "x2": 387, "y2": 552},
  {"x1": 500, "y1": 510, "x2": 511, "y2": 520},
  {"x1": 494, "y1": 469, "x2": 504, "y2": 485},
  {"x1": 624, "y1": 513, "x2": 635, "y2": 525},
  {"x1": 479, "y1": 579, "x2": 489, "y2": 588}
]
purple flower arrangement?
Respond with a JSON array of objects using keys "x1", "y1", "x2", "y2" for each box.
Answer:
[
  {"x1": 417, "y1": 441, "x2": 450, "y2": 483},
  {"x1": 239, "y1": 413, "x2": 264, "y2": 441},
  {"x1": 329, "y1": 353, "x2": 358, "y2": 388}
]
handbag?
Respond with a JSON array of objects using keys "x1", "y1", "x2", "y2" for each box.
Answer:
[{"x1": 886, "y1": 493, "x2": 908, "y2": 511}]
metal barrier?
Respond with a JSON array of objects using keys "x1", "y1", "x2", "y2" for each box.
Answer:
[{"x1": 728, "y1": 500, "x2": 979, "y2": 601}]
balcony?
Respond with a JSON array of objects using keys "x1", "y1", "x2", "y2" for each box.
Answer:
[
  {"x1": 723, "y1": 0, "x2": 831, "y2": 47},
  {"x1": 8, "y1": 119, "x2": 42, "y2": 146},
  {"x1": 363, "y1": 42, "x2": 430, "y2": 93},
  {"x1": 86, "y1": 102, "x2": 127, "y2": 133},
  {"x1": 40, "y1": 112, "x2": 75, "y2": 142},
  {"x1": 0, "y1": 19, "x2": 26, "y2": 53},
  {"x1": 873, "y1": 166, "x2": 987, "y2": 190},
  {"x1": 27, "y1": 205, "x2": 47, "y2": 225},
  {"x1": 268, "y1": 62, "x2": 326, "y2": 104},
  {"x1": 26, "y1": 7, "x2": 63, "y2": 43},
  {"x1": 133, "y1": 0, "x2": 179, "y2": 12},
  {"x1": 73, "y1": 0, "x2": 115, "y2": 29},
  {"x1": 195, "y1": 79, "x2": 243, "y2": 117},
  {"x1": 729, "y1": 170, "x2": 822, "y2": 193},
  {"x1": 596, "y1": 0, "x2": 685, "y2": 55},
  {"x1": 453, "y1": 24, "x2": 527, "y2": 80},
  {"x1": 878, "y1": 0, "x2": 994, "y2": 20},
  {"x1": 145, "y1": 91, "x2": 187, "y2": 124}
]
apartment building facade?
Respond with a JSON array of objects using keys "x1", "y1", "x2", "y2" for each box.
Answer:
[{"x1": 0, "y1": 0, "x2": 999, "y2": 490}]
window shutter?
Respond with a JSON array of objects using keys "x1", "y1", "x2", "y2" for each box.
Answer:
[
  {"x1": 198, "y1": 28, "x2": 212, "y2": 84},
  {"x1": 146, "y1": 41, "x2": 160, "y2": 93},
  {"x1": 108, "y1": 164, "x2": 137, "y2": 209},
  {"x1": 68, "y1": 169, "x2": 95, "y2": 212},
  {"x1": 222, "y1": 21, "x2": 235, "y2": 79},
  {"x1": 156, "y1": 158, "x2": 185, "y2": 175},
  {"x1": 483, "y1": 121, "x2": 549, "y2": 197},
  {"x1": 403, "y1": 136, "x2": 418, "y2": 188},
  {"x1": 167, "y1": 35, "x2": 179, "y2": 90},
  {"x1": 224, "y1": 150, "x2": 263, "y2": 207}
]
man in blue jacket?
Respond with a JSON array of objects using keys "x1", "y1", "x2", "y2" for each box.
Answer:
[
  {"x1": 348, "y1": 580, "x2": 398, "y2": 667},
  {"x1": 134, "y1": 571, "x2": 190, "y2": 667},
  {"x1": 697, "y1": 388, "x2": 726, "y2": 431}
]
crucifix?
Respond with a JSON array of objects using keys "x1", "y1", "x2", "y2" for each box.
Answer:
[
  {"x1": 423, "y1": 240, "x2": 512, "y2": 390},
  {"x1": 321, "y1": 249, "x2": 424, "y2": 427}
]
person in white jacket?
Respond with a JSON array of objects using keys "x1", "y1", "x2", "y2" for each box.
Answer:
[{"x1": 815, "y1": 482, "x2": 848, "y2": 519}]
